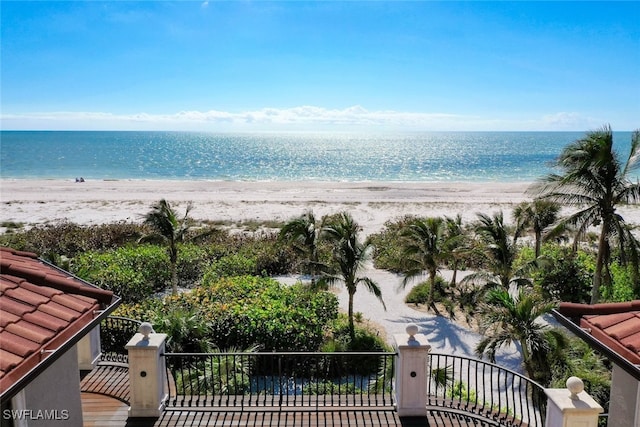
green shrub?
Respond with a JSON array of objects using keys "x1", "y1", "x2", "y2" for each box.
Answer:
[
  {"x1": 405, "y1": 276, "x2": 448, "y2": 305},
  {"x1": 171, "y1": 349, "x2": 254, "y2": 395},
  {"x1": 204, "y1": 254, "x2": 259, "y2": 279},
  {"x1": 319, "y1": 314, "x2": 391, "y2": 376},
  {"x1": 151, "y1": 306, "x2": 212, "y2": 353},
  {"x1": 0, "y1": 221, "x2": 144, "y2": 257},
  {"x1": 369, "y1": 216, "x2": 416, "y2": 271},
  {"x1": 115, "y1": 276, "x2": 339, "y2": 352},
  {"x1": 176, "y1": 243, "x2": 217, "y2": 287},
  {"x1": 519, "y1": 244, "x2": 593, "y2": 304},
  {"x1": 72, "y1": 245, "x2": 170, "y2": 303},
  {"x1": 549, "y1": 337, "x2": 610, "y2": 415},
  {"x1": 236, "y1": 232, "x2": 298, "y2": 275},
  {"x1": 604, "y1": 261, "x2": 638, "y2": 302}
]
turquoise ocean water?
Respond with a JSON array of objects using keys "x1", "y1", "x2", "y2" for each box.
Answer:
[{"x1": 1, "y1": 131, "x2": 636, "y2": 182}]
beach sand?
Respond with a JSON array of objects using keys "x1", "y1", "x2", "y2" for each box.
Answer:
[{"x1": 1, "y1": 179, "x2": 540, "y2": 234}]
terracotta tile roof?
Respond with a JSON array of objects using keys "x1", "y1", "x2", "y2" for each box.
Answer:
[
  {"x1": 0, "y1": 247, "x2": 117, "y2": 398},
  {"x1": 557, "y1": 300, "x2": 640, "y2": 365}
]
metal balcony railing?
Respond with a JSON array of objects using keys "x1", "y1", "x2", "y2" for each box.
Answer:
[
  {"x1": 99, "y1": 316, "x2": 141, "y2": 364},
  {"x1": 427, "y1": 353, "x2": 547, "y2": 427},
  {"x1": 163, "y1": 351, "x2": 396, "y2": 409}
]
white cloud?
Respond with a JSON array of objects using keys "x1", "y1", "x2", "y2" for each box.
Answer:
[
  {"x1": 0, "y1": 107, "x2": 616, "y2": 131},
  {"x1": 540, "y1": 112, "x2": 600, "y2": 130}
]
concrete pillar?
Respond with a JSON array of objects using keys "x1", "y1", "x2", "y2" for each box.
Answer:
[
  {"x1": 608, "y1": 363, "x2": 640, "y2": 427},
  {"x1": 393, "y1": 323, "x2": 431, "y2": 417},
  {"x1": 126, "y1": 323, "x2": 168, "y2": 418},
  {"x1": 77, "y1": 325, "x2": 101, "y2": 370},
  {"x1": 544, "y1": 376, "x2": 603, "y2": 427}
]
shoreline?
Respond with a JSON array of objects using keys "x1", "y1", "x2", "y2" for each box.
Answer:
[
  {"x1": 2, "y1": 178, "x2": 638, "y2": 236},
  {"x1": 0, "y1": 178, "x2": 532, "y2": 235}
]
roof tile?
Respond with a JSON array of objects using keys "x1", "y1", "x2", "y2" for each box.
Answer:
[
  {"x1": 53, "y1": 293, "x2": 98, "y2": 313},
  {"x1": 0, "y1": 310, "x2": 20, "y2": 328},
  {"x1": 5, "y1": 320, "x2": 57, "y2": 344},
  {"x1": 0, "y1": 349, "x2": 23, "y2": 373},
  {"x1": 0, "y1": 247, "x2": 117, "y2": 398},
  {"x1": 38, "y1": 301, "x2": 84, "y2": 322},
  {"x1": 0, "y1": 331, "x2": 40, "y2": 357},
  {"x1": 605, "y1": 315, "x2": 640, "y2": 340},
  {"x1": 22, "y1": 311, "x2": 68, "y2": 332},
  {"x1": 558, "y1": 300, "x2": 640, "y2": 365},
  {"x1": 4, "y1": 286, "x2": 51, "y2": 307},
  {"x1": 0, "y1": 279, "x2": 19, "y2": 293},
  {"x1": 18, "y1": 281, "x2": 63, "y2": 298},
  {"x1": 0, "y1": 298, "x2": 35, "y2": 317},
  {"x1": 621, "y1": 331, "x2": 640, "y2": 353}
]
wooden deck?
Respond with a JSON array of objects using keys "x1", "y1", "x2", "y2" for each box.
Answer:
[
  {"x1": 81, "y1": 394, "x2": 496, "y2": 427},
  {"x1": 80, "y1": 365, "x2": 498, "y2": 427}
]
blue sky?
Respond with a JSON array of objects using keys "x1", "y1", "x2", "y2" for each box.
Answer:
[{"x1": 1, "y1": 1, "x2": 638, "y2": 131}]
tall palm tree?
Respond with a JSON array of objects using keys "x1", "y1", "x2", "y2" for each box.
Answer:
[
  {"x1": 279, "y1": 211, "x2": 322, "y2": 286},
  {"x1": 462, "y1": 212, "x2": 532, "y2": 291},
  {"x1": 476, "y1": 288, "x2": 567, "y2": 384},
  {"x1": 529, "y1": 126, "x2": 640, "y2": 303},
  {"x1": 513, "y1": 199, "x2": 561, "y2": 258},
  {"x1": 443, "y1": 214, "x2": 467, "y2": 287},
  {"x1": 400, "y1": 217, "x2": 448, "y2": 309},
  {"x1": 321, "y1": 212, "x2": 385, "y2": 340},
  {"x1": 622, "y1": 224, "x2": 640, "y2": 297},
  {"x1": 141, "y1": 199, "x2": 192, "y2": 295}
]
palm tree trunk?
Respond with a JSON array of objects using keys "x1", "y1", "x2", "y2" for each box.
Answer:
[
  {"x1": 348, "y1": 291, "x2": 355, "y2": 341},
  {"x1": 519, "y1": 340, "x2": 536, "y2": 379},
  {"x1": 534, "y1": 230, "x2": 542, "y2": 258},
  {"x1": 428, "y1": 270, "x2": 436, "y2": 308},
  {"x1": 171, "y1": 262, "x2": 178, "y2": 295},
  {"x1": 450, "y1": 259, "x2": 458, "y2": 287},
  {"x1": 591, "y1": 223, "x2": 609, "y2": 304}
]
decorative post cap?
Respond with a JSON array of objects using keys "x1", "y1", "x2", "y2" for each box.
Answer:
[
  {"x1": 406, "y1": 323, "x2": 419, "y2": 341},
  {"x1": 566, "y1": 376, "x2": 584, "y2": 400},
  {"x1": 139, "y1": 322, "x2": 155, "y2": 340}
]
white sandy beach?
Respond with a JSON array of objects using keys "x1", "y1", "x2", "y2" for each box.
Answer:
[{"x1": 1, "y1": 179, "x2": 537, "y2": 235}]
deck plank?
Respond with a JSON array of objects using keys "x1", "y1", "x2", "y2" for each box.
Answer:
[
  {"x1": 80, "y1": 365, "x2": 499, "y2": 427},
  {"x1": 82, "y1": 393, "x2": 497, "y2": 427}
]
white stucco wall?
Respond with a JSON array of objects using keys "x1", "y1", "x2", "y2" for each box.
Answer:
[
  {"x1": 608, "y1": 363, "x2": 640, "y2": 427},
  {"x1": 19, "y1": 345, "x2": 83, "y2": 427},
  {"x1": 77, "y1": 326, "x2": 101, "y2": 370}
]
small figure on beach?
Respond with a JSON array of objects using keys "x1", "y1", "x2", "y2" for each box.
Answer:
[{"x1": 75, "y1": 177, "x2": 85, "y2": 183}]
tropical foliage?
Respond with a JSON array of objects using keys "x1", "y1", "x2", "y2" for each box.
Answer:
[
  {"x1": 279, "y1": 210, "x2": 323, "y2": 285},
  {"x1": 476, "y1": 288, "x2": 567, "y2": 384},
  {"x1": 518, "y1": 244, "x2": 593, "y2": 304},
  {"x1": 72, "y1": 245, "x2": 170, "y2": 303},
  {"x1": 115, "y1": 275, "x2": 339, "y2": 352},
  {"x1": 513, "y1": 199, "x2": 561, "y2": 258},
  {"x1": 140, "y1": 199, "x2": 193, "y2": 295},
  {"x1": 320, "y1": 212, "x2": 386, "y2": 340},
  {"x1": 530, "y1": 126, "x2": 640, "y2": 303},
  {"x1": 460, "y1": 212, "x2": 533, "y2": 292},
  {"x1": 400, "y1": 217, "x2": 449, "y2": 309}
]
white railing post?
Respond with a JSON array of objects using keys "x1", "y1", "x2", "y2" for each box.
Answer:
[
  {"x1": 126, "y1": 322, "x2": 168, "y2": 418},
  {"x1": 393, "y1": 323, "x2": 431, "y2": 417},
  {"x1": 544, "y1": 376, "x2": 603, "y2": 427}
]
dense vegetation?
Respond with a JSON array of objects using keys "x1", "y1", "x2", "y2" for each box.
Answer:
[{"x1": 1, "y1": 126, "x2": 638, "y2": 409}]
